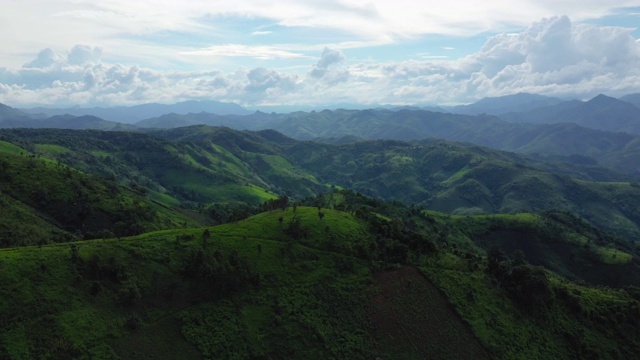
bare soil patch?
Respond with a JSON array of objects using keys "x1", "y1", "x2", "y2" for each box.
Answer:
[{"x1": 370, "y1": 267, "x2": 487, "y2": 360}]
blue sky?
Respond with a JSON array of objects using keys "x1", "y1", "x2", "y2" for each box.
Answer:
[{"x1": 1, "y1": 1, "x2": 640, "y2": 108}]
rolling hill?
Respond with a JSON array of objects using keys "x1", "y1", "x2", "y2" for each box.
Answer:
[
  {"x1": 3, "y1": 92, "x2": 640, "y2": 359},
  {"x1": 2, "y1": 126, "x2": 639, "y2": 242},
  {"x1": 135, "y1": 108, "x2": 640, "y2": 177},
  {"x1": 5, "y1": 99, "x2": 640, "y2": 177},
  {"x1": 1, "y1": 192, "x2": 639, "y2": 359},
  {"x1": 0, "y1": 140, "x2": 202, "y2": 247}
]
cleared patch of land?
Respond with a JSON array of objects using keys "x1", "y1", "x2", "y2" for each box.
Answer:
[{"x1": 370, "y1": 267, "x2": 487, "y2": 360}]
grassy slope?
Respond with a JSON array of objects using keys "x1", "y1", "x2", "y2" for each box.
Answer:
[
  {"x1": 0, "y1": 208, "x2": 377, "y2": 359},
  {"x1": 418, "y1": 211, "x2": 640, "y2": 359},
  {"x1": 3, "y1": 128, "x2": 639, "y2": 242},
  {"x1": 286, "y1": 139, "x2": 640, "y2": 240},
  {"x1": 420, "y1": 263, "x2": 639, "y2": 360},
  {"x1": 0, "y1": 148, "x2": 200, "y2": 247},
  {"x1": 2, "y1": 129, "x2": 280, "y2": 206},
  {"x1": 0, "y1": 192, "x2": 73, "y2": 247},
  {"x1": 1, "y1": 200, "x2": 640, "y2": 359}
]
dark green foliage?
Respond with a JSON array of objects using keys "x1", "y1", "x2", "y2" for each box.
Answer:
[
  {"x1": 457, "y1": 210, "x2": 640, "y2": 288},
  {"x1": 285, "y1": 214, "x2": 308, "y2": 241},
  {"x1": 206, "y1": 202, "x2": 257, "y2": 225},
  {"x1": 487, "y1": 248, "x2": 553, "y2": 312},
  {"x1": 0, "y1": 150, "x2": 199, "y2": 247},
  {"x1": 260, "y1": 195, "x2": 289, "y2": 211},
  {"x1": 181, "y1": 247, "x2": 256, "y2": 301}
]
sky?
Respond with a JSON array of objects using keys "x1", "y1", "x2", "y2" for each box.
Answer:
[{"x1": 1, "y1": 0, "x2": 640, "y2": 109}]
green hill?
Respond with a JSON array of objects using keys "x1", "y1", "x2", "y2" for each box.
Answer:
[
  {"x1": 1, "y1": 194, "x2": 639, "y2": 359},
  {"x1": 0, "y1": 143, "x2": 200, "y2": 247},
  {"x1": 137, "y1": 108, "x2": 640, "y2": 177},
  {"x1": 2, "y1": 127, "x2": 639, "y2": 242}
]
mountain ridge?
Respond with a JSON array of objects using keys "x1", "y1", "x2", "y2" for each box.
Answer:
[
  {"x1": 21, "y1": 99, "x2": 251, "y2": 124},
  {"x1": 499, "y1": 94, "x2": 640, "y2": 134}
]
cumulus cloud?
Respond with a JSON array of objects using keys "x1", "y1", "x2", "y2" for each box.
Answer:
[
  {"x1": 22, "y1": 45, "x2": 103, "y2": 69},
  {"x1": 452, "y1": 16, "x2": 640, "y2": 100},
  {"x1": 309, "y1": 47, "x2": 346, "y2": 78},
  {"x1": 23, "y1": 49, "x2": 63, "y2": 69},
  {"x1": 68, "y1": 45, "x2": 103, "y2": 65},
  {"x1": 1, "y1": 17, "x2": 640, "y2": 107}
]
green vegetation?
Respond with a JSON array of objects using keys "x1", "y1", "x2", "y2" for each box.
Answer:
[
  {"x1": 0, "y1": 150, "x2": 199, "y2": 247},
  {"x1": 0, "y1": 140, "x2": 29, "y2": 155},
  {"x1": 2, "y1": 127, "x2": 639, "y2": 241},
  {"x1": 35, "y1": 143, "x2": 71, "y2": 155},
  {"x1": 0, "y1": 207, "x2": 377, "y2": 359},
  {"x1": 1, "y1": 125, "x2": 640, "y2": 359},
  {"x1": 2, "y1": 191, "x2": 639, "y2": 359}
]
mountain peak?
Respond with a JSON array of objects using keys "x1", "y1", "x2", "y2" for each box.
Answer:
[{"x1": 586, "y1": 94, "x2": 618, "y2": 106}]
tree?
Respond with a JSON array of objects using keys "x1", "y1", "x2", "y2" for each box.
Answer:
[
  {"x1": 118, "y1": 277, "x2": 142, "y2": 306},
  {"x1": 286, "y1": 214, "x2": 307, "y2": 241},
  {"x1": 202, "y1": 229, "x2": 211, "y2": 248},
  {"x1": 279, "y1": 195, "x2": 289, "y2": 211},
  {"x1": 70, "y1": 244, "x2": 80, "y2": 264}
]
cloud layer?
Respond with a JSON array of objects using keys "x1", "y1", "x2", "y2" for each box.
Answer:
[{"x1": 1, "y1": 16, "x2": 639, "y2": 107}]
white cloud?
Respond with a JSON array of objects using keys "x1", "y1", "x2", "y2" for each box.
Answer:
[
  {"x1": 309, "y1": 47, "x2": 346, "y2": 78},
  {"x1": 3, "y1": 0, "x2": 640, "y2": 69},
  {"x1": 68, "y1": 45, "x2": 103, "y2": 65},
  {"x1": 22, "y1": 49, "x2": 62, "y2": 69},
  {"x1": 179, "y1": 44, "x2": 312, "y2": 60},
  {"x1": 1, "y1": 17, "x2": 640, "y2": 107},
  {"x1": 251, "y1": 31, "x2": 273, "y2": 36}
]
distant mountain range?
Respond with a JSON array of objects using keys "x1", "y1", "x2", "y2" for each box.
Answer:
[
  {"x1": 499, "y1": 94, "x2": 640, "y2": 134},
  {"x1": 443, "y1": 93, "x2": 565, "y2": 115},
  {"x1": 0, "y1": 105, "x2": 135, "y2": 131},
  {"x1": 3, "y1": 92, "x2": 640, "y2": 177},
  {"x1": 20, "y1": 100, "x2": 251, "y2": 124},
  {"x1": 132, "y1": 108, "x2": 640, "y2": 177}
]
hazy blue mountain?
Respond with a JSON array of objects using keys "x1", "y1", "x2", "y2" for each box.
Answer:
[
  {"x1": 7, "y1": 114, "x2": 135, "y2": 131},
  {"x1": 135, "y1": 108, "x2": 640, "y2": 177},
  {"x1": 620, "y1": 93, "x2": 640, "y2": 109},
  {"x1": 499, "y1": 94, "x2": 640, "y2": 134},
  {"x1": 22, "y1": 100, "x2": 251, "y2": 124},
  {"x1": 247, "y1": 102, "x2": 379, "y2": 113},
  {"x1": 0, "y1": 103, "x2": 35, "y2": 122},
  {"x1": 34, "y1": 115, "x2": 138, "y2": 130},
  {"x1": 0, "y1": 103, "x2": 136, "y2": 130},
  {"x1": 135, "y1": 112, "x2": 248, "y2": 129},
  {"x1": 444, "y1": 93, "x2": 564, "y2": 115}
]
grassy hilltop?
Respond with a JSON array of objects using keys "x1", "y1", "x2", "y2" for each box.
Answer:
[{"x1": 1, "y1": 194, "x2": 640, "y2": 359}]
